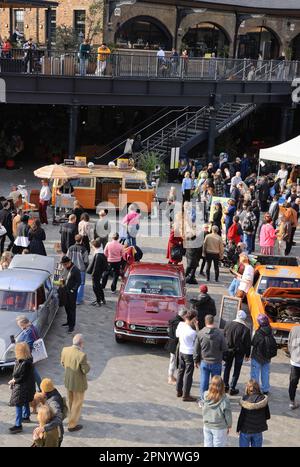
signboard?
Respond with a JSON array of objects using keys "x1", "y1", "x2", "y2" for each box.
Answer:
[
  {"x1": 209, "y1": 196, "x2": 230, "y2": 222},
  {"x1": 170, "y1": 147, "x2": 180, "y2": 170},
  {"x1": 0, "y1": 78, "x2": 6, "y2": 103},
  {"x1": 75, "y1": 156, "x2": 87, "y2": 166},
  {"x1": 219, "y1": 295, "x2": 241, "y2": 329},
  {"x1": 64, "y1": 159, "x2": 75, "y2": 166},
  {"x1": 292, "y1": 78, "x2": 300, "y2": 104}
]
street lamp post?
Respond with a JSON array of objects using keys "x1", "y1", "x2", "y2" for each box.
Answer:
[{"x1": 207, "y1": 93, "x2": 217, "y2": 164}]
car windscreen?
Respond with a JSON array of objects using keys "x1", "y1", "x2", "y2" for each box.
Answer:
[
  {"x1": 124, "y1": 275, "x2": 181, "y2": 296},
  {"x1": 0, "y1": 291, "x2": 35, "y2": 312},
  {"x1": 257, "y1": 277, "x2": 300, "y2": 294}
]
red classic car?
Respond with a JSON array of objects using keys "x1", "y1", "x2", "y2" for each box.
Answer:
[{"x1": 114, "y1": 262, "x2": 186, "y2": 344}]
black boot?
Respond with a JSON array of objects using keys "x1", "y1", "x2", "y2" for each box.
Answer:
[{"x1": 186, "y1": 269, "x2": 198, "y2": 284}]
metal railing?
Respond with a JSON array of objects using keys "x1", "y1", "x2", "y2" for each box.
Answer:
[
  {"x1": 95, "y1": 106, "x2": 189, "y2": 162},
  {"x1": 1, "y1": 49, "x2": 299, "y2": 82}
]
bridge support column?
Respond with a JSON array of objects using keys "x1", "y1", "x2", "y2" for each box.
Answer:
[
  {"x1": 207, "y1": 108, "x2": 217, "y2": 164},
  {"x1": 280, "y1": 106, "x2": 295, "y2": 143},
  {"x1": 68, "y1": 105, "x2": 79, "y2": 159}
]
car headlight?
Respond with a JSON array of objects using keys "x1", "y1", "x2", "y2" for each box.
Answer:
[
  {"x1": 115, "y1": 320, "x2": 125, "y2": 328},
  {"x1": 129, "y1": 324, "x2": 136, "y2": 330},
  {"x1": 3, "y1": 343, "x2": 15, "y2": 362}
]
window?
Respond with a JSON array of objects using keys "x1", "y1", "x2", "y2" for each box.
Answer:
[
  {"x1": 45, "y1": 9, "x2": 57, "y2": 45},
  {"x1": 125, "y1": 275, "x2": 181, "y2": 296},
  {"x1": 71, "y1": 178, "x2": 92, "y2": 188},
  {"x1": 74, "y1": 10, "x2": 86, "y2": 39},
  {"x1": 257, "y1": 277, "x2": 300, "y2": 294},
  {"x1": 125, "y1": 179, "x2": 146, "y2": 190},
  {"x1": 0, "y1": 291, "x2": 35, "y2": 312},
  {"x1": 14, "y1": 10, "x2": 24, "y2": 33}
]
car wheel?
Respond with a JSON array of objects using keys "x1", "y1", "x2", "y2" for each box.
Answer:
[{"x1": 115, "y1": 335, "x2": 125, "y2": 344}]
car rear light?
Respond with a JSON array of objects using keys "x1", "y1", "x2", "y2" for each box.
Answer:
[
  {"x1": 177, "y1": 298, "x2": 186, "y2": 305},
  {"x1": 115, "y1": 320, "x2": 125, "y2": 328}
]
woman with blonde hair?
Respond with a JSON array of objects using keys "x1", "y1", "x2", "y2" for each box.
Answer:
[
  {"x1": 0, "y1": 250, "x2": 12, "y2": 270},
  {"x1": 181, "y1": 171, "x2": 192, "y2": 203},
  {"x1": 8, "y1": 342, "x2": 35, "y2": 434},
  {"x1": 237, "y1": 379, "x2": 270, "y2": 447},
  {"x1": 32, "y1": 404, "x2": 59, "y2": 447},
  {"x1": 202, "y1": 375, "x2": 232, "y2": 447}
]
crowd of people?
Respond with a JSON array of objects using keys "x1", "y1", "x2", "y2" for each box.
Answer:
[
  {"x1": 2, "y1": 156, "x2": 300, "y2": 447},
  {"x1": 8, "y1": 332, "x2": 90, "y2": 445},
  {"x1": 168, "y1": 157, "x2": 300, "y2": 285},
  {"x1": 166, "y1": 293, "x2": 299, "y2": 446}
]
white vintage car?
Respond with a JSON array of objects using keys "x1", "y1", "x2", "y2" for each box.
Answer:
[{"x1": 0, "y1": 254, "x2": 59, "y2": 368}]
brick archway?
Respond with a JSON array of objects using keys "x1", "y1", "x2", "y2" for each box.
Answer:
[{"x1": 114, "y1": 15, "x2": 173, "y2": 50}]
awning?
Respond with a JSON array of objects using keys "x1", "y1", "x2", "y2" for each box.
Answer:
[
  {"x1": 259, "y1": 135, "x2": 300, "y2": 165},
  {"x1": 0, "y1": 0, "x2": 58, "y2": 8}
]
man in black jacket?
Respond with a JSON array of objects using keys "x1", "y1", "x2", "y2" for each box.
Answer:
[
  {"x1": 60, "y1": 214, "x2": 78, "y2": 255},
  {"x1": 223, "y1": 310, "x2": 251, "y2": 395},
  {"x1": 257, "y1": 177, "x2": 270, "y2": 212},
  {"x1": 87, "y1": 239, "x2": 108, "y2": 307},
  {"x1": 165, "y1": 308, "x2": 186, "y2": 384},
  {"x1": 191, "y1": 285, "x2": 216, "y2": 329},
  {"x1": 61, "y1": 256, "x2": 81, "y2": 333},
  {"x1": 0, "y1": 201, "x2": 14, "y2": 253}
]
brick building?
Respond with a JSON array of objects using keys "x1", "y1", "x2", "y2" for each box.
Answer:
[
  {"x1": 1, "y1": 0, "x2": 300, "y2": 58},
  {"x1": 104, "y1": 0, "x2": 300, "y2": 59},
  {"x1": 0, "y1": 0, "x2": 104, "y2": 46}
]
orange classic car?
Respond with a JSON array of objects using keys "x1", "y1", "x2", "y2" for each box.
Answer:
[{"x1": 247, "y1": 256, "x2": 300, "y2": 344}]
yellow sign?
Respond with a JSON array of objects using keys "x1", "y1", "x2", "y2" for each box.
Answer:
[
  {"x1": 75, "y1": 156, "x2": 87, "y2": 166},
  {"x1": 209, "y1": 196, "x2": 230, "y2": 222}
]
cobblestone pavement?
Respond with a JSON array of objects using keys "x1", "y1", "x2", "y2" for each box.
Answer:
[{"x1": 0, "y1": 168, "x2": 299, "y2": 447}]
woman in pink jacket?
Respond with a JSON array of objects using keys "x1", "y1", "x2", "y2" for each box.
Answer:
[{"x1": 259, "y1": 216, "x2": 277, "y2": 255}]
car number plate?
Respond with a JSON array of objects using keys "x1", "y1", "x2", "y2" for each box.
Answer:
[{"x1": 144, "y1": 338, "x2": 157, "y2": 344}]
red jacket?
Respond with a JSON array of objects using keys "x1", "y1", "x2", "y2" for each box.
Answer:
[
  {"x1": 227, "y1": 222, "x2": 242, "y2": 245},
  {"x1": 166, "y1": 230, "x2": 183, "y2": 264}
]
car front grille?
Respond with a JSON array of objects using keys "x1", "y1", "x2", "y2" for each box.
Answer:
[{"x1": 133, "y1": 325, "x2": 167, "y2": 334}]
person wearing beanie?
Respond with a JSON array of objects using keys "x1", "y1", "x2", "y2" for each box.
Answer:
[
  {"x1": 223, "y1": 310, "x2": 251, "y2": 395},
  {"x1": 165, "y1": 308, "x2": 187, "y2": 384},
  {"x1": 191, "y1": 285, "x2": 216, "y2": 330},
  {"x1": 194, "y1": 315, "x2": 228, "y2": 402},
  {"x1": 35, "y1": 378, "x2": 65, "y2": 446},
  {"x1": 250, "y1": 314, "x2": 277, "y2": 395}
]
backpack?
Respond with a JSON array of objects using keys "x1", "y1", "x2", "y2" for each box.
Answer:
[
  {"x1": 262, "y1": 333, "x2": 277, "y2": 359},
  {"x1": 242, "y1": 216, "x2": 254, "y2": 233},
  {"x1": 170, "y1": 245, "x2": 184, "y2": 261}
]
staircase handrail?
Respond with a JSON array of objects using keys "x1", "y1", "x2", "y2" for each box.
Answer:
[
  {"x1": 138, "y1": 106, "x2": 209, "y2": 155},
  {"x1": 141, "y1": 106, "x2": 208, "y2": 146},
  {"x1": 94, "y1": 106, "x2": 189, "y2": 161},
  {"x1": 216, "y1": 103, "x2": 256, "y2": 133}
]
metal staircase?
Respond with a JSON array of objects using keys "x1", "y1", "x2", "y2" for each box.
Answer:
[
  {"x1": 139, "y1": 103, "x2": 257, "y2": 160},
  {"x1": 95, "y1": 103, "x2": 257, "y2": 164}
]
